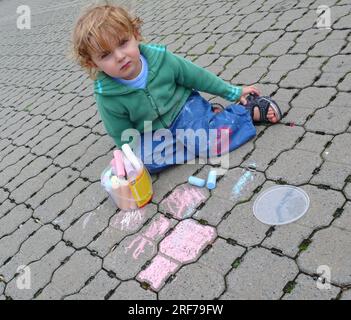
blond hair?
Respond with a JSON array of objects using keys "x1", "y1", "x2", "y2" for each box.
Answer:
[{"x1": 69, "y1": 3, "x2": 144, "y2": 80}]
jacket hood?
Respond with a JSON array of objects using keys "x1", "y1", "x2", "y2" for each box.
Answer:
[{"x1": 93, "y1": 43, "x2": 166, "y2": 96}]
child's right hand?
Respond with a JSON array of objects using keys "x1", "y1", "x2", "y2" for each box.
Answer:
[{"x1": 239, "y1": 86, "x2": 260, "y2": 105}]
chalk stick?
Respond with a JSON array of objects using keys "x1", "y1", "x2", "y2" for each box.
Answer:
[
  {"x1": 121, "y1": 144, "x2": 142, "y2": 172},
  {"x1": 113, "y1": 150, "x2": 126, "y2": 178},
  {"x1": 188, "y1": 176, "x2": 206, "y2": 188},
  {"x1": 206, "y1": 170, "x2": 217, "y2": 190}
]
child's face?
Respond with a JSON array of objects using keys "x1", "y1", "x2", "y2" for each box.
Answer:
[{"x1": 90, "y1": 34, "x2": 141, "y2": 80}]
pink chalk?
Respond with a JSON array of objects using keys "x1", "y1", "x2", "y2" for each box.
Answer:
[
  {"x1": 137, "y1": 255, "x2": 179, "y2": 291},
  {"x1": 113, "y1": 150, "x2": 125, "y2": 177},
  {"x1": 123, "y1": 154, "x2": 138, "y2": 179},
  {"x1": 160, "y1": 219, "x2": 216, "y2": 263},
  {"x1": 162, "y1": 185, "x2": 207, "y2": 219},
  {"x1": 125, "y1": 236, "x2": 155, "y2": 260}
]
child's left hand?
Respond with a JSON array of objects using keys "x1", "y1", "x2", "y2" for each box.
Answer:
[{"x1": 239, "y1": 86, "x2": 260, "y2": 105}]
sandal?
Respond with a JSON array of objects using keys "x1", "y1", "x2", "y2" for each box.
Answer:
[{"x1": 244, "y1": 94, "x2": 282, "y2": 124}]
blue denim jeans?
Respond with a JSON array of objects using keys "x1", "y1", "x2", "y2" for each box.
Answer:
[{"x1": 136, "y1": 90, "x2": 256, "y2": 174}]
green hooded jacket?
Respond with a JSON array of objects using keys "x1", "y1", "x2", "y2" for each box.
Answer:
[{"x1": 93, "y1": 42, "x2": 243, "y2": 147}]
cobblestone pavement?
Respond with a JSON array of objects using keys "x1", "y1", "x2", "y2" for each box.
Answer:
[{"x1": 0, "y1": 0, "x2": 350, "y2": 300}]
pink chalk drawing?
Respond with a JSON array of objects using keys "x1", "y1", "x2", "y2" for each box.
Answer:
[
  {"x1": 137, "y1": 254, "x2": 179, "y2": 291},
  {"x1": 159, "y1": 219, "x2": 216, "y2": 264},
  {"x1": 125, "y1": 215, "x2": 171, "y2": 260},
  {"x1": 162, "y1": 185, "x2": 207, "y2": 219},
  {"x1": 110, "y1": 208, "x2": 145, "y2": 231}
]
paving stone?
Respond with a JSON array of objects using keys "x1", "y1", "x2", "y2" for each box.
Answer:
[
  {"x1": 306, "y1": 107, "x2": 351, "y2": 135},
  {"x1": 152, "y1": 163, "x2": 203, "y2": 203},
  {"x1": 345, "y1": 184, "x2": 351, "y2": 200},
  {"x1": 309, "y1": 39, "x2": 346, "y2": 56},
  {"x1": 0, "y1": 145, "x2": 31, "y2": 172},
  {"x1": 338, "y1": 73, "x2": 351, "y2": 91},
  {"x1": 298, "y1": 227, "x2": 351, "y2": 286},
  {"x1": 33, "y1": 178, "x2": 90, "y2": 224},
  {"x1": 0, "y1": 204, "x2": 32, "y2": 238},
  {"x1": 333, "y1": 201, "x2": 351, "y2": 233},
  {"x1": 295, "y1": 185, "x2": 345, "y2": 229},
  {"x1": 295, "y1": 132, "x2": 333, "y2": 154},
  {"x1": 109, "y1": 280, "x2": 156, "y2": 300},
  {"x1": 63, "y1": 201, "x2": 116, "y2": 248},
  {"x1": 88, "y1": 204, "x2": 158, "y2": 257},
  {"x1": 65, "y1": 270, "x2": 120, "y2": 300},
  {"x1": 159, "y1": 263, "x2": 225, "y2": 300},
  {"x1": 266, "y1": 149, "x2": 323, "y2": 185},
  {"x1": 283, "y1": 274, "x2": 340, "y2": 300},
  {"x1": 80, "y1": 154, "x2": 114, "y2": 181},
  {"x1": 5, "y1": 241, "x2": 74, "y2": 300},
  {"x1": 36, "y1": 249, "x2": 101, "y2": 299},
  {"x1": 27, "y1": 167, "x2": 80, "y2": 209},
  {"x1": 0, "y1": 219, "x2": 40, "y2": 268},
  {"x1": 26, "y1": 121, "x2": 66, "y2": 148},
  {"x1": 225, "y1": 248, "x2": 298, "y2": 299},
  {"x1": 323, "y1": 133, "x2": 351, "y2": 165},
  {"x1": 212, "y1": 167, "x2": 265, "y2": 204},
  {"x1": 53, "y1": 134, "x2": 99, "y2": 167},
  {"x1": 54, "y1": 182, "x2": 107, "y2": 230},
  {"x1": 193, "y1": 195, "x2": 234, "y2": 226},
  {"x1": 311, "y1": 161, "x2": 351, "y2": 190},
  {"x1": 197, "y1": 238, "x2": 245, "y2": 275},
  {"x1": 263, "y1": 223, "x2": 313, "y2": 257},
  {"x1": 340, "y1": 289, "x2": 351, "y2": 300},
  {"x1": 0, "y1": 223, "x2": 62, "y2": 281},
  {"x1": 103, "y1": 214, "x2": 176, "y2": 280},
  {"x1": 218, "y1": 201, "x2": 270, "y2": 247}
]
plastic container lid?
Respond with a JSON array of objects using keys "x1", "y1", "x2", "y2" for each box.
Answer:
[{"x1": 253, "y1": 185, "x2": 310, "y2": 225}]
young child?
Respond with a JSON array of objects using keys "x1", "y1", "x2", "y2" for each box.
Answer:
[{"x1": 71, "y1": 4, "x2": 282, "y2": 173}]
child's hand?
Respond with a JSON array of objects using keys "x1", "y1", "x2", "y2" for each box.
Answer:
[{"x1": 239, "y1": 86, "x2": 260, "y2": 105}]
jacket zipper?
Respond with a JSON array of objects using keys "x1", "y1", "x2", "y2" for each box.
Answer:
[{"x1": 144, "y1": 88, "x2": 168, "y2": 128}]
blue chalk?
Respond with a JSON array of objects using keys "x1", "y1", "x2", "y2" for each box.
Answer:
[
  {"x1": 188, "y1": 176, "x2": 206, "y2": 188},
  {"x1": 206, "y1": 170, "x2": 217, "y2": 190}
]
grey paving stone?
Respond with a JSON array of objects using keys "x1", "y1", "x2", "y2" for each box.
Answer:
[
  {"x1": 63, "y1": 201, "x2": 116, "y2": 249},
  {"x1": 225, "y1": 248, "x2": 298, "y2": 299},
  {"x1": 159, "y1": 263, "x2": 225, "y2": 300},
  {"x1": 26, "y1": 120, "x2": 66, "y2": 148},
  {"x1": 262, "y1": 223, "x2": 313, "y2": 257},
  {"x1": 0, "y1": 145, "x2": 31, "y2": 172},
  {"x1": 283, "y1": 274, "x2": 340, "y2": 300},
  {"x1": 338, "y1": 73, "x2": 351, "y2": 91},
  {"x1": 306, "y1": 107, "x2": 351, "y2": 135},
  {"x1": 333, "y1": 201, "x2": 351, "y2": 233},
  {"x1": 0, "y1": 224, "x2": 62, "y2": 280},
  {"x1": 218, "y1": 201, "x2": 270, "y2": 247},
  {"x1": 5, "y1": 241, "x2": 74, "y2": 300},
  {"x1": 322, "y1": 55, "x2": 351, "y2": 74},
  {"x1": 0, "y1": 282, "x2": 4, "y2": 296},
  {"x1": 27, "y1": 167, "x2": 80, "y2": 209},
  {"x1": 53, "y1": 134, "x2": 99, "y2": 168},
  {"x1": 282, "y1": 108, "x2": 312, "y2": 126},
  {"x1": 295, "y1": 132, "x2": 333, "y2": 154},
  {"x1": 36, "y1": 249, "x2": 101, "y2": 299},
  {"x1": 0, "y1": 204, "x2": 32, "y2": 238},
  {"x1": 311, "y1": 161, "x2": 351, "y2": 190},
  {"x1": 198, "y1": 238, "x2": 245, "y2": 275},
  {"x1": 103, "y1": 214, "x2": 176, "y2": 280},
  {"x1": 152, "y1": 163, "x2": 203, "y2": 203},
  {"x1": 324, "y1": 133, "x2": 351, "y2": 165},
  {"x1": 65, "y1": 270, "x2": 120, "y2": 300},
  {"x1": 309, "y1": 39, "x2": 346, "y2": 56},
  {"x1": 345, "y1": 184, "x2": 351, "y2": 201},
  {"x1": 55, "y1": 182, "x2": 107, "y2": 230},
  {"x1": 295, "y1": 185, "x2": 345, "y2": 229},
  {"x1": 88, "y1": 204, "x2": 158, "y2": 257},
  {"x1": 0, "y1": 219, "x2": 40, "y2": 268},
  {"x1": 266, "y1": 149, "x2": 323, "y2": 185},
  {"x1": 33, "y1": 178, "x2": 90, "y2": 224},
  {"x1": 298, "y1": 227, "x2": 351, "y2": 286},
  {"x1": 193, "y1": 195, "x2": 234, "y2": 226},
  {"x1": 212, "y1": 168, "x2": 266, "y2": 204},
  {"x1": 109, "y1": 280, "x2": 156, "y2": 300},
  {"x1": 340, "y1": 289, "x2": 351, "y2": 300}
]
